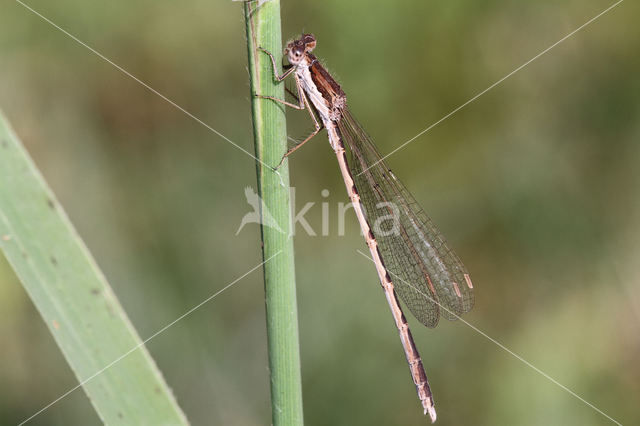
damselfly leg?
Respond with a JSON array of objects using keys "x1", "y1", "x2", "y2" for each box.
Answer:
[{"x1": 255, "y1": 47, "x2": 324, "y2": 169}]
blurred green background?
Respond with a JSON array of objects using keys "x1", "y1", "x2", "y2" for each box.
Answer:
[{"x1": 1, "y1": 0, "x2": 638, "y2": 425}]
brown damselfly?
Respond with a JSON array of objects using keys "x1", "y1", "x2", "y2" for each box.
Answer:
[{"x1": 257, "y1": 34, "x2": 474, "y2": 422}]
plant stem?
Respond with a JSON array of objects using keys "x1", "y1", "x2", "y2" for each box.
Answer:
[{"x1": 243, "y1": 2, "x2": 304, "y2": 425}]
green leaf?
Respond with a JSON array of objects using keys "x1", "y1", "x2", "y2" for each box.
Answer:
[{"x1": 0, "y1": 112, "x2": 189, "y2": 425}]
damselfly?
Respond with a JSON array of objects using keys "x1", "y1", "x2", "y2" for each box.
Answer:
[{"x1": 257, "y1": 34, "x2": 475, "y2": 422}]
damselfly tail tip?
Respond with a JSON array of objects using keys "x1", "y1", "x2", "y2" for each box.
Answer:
[{"x1": 424, "y1": 402, "x2": 437, "y2": 423}]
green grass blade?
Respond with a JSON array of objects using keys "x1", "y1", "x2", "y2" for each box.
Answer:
[
  {"x1": 0, "y1": 112, "x2": 189, "y2": 425},
  {"x1": 243, "y1": 1, "x2": 304, "y2": 425}
]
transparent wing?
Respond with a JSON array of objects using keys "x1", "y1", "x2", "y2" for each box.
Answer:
[{"x1": 337, "y1": 109, "x2": 474, "y2": 327}]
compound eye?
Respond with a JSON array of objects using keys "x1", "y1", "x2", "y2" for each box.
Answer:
[{"x1": 303, "y1": 36, "x2": 316, "y2": 52}]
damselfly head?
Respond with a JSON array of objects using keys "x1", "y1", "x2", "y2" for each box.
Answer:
[{"x1": 285, "y1": 33, "x2": 317, "y2": 65}]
